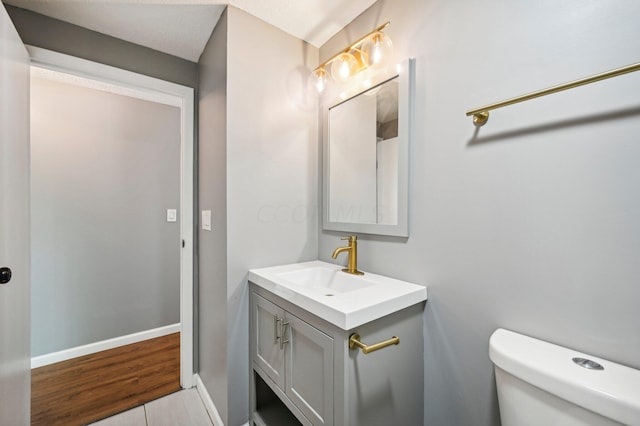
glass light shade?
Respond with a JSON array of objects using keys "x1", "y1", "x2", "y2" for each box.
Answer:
[
  {"x1": 309, "y1": 68, "x2": 330, "y2": 94},
  {"x1": 330, "y1": 52, "x2": 359, "y2": 83},
  {"x1": 361, "y1": 32, "x2": 393, "y2": 68}
]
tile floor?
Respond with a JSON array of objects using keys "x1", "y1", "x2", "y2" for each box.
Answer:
[{"x1": 90, "y1": 388, "x2": 214, "y2": 426}]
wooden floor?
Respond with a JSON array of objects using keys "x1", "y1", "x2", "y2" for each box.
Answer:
[{"x1": 31, "y1": 333, "x2": 181, "y2": 426}]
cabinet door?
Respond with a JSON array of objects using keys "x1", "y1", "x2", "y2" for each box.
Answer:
[
  {"x1": 285, "y1": 313, "x2": 334, "y2": 426},
  {"x1": 252, "y1": 293, "x2": 286, "y2": 390}
]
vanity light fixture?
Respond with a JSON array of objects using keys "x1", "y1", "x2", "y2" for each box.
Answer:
[{"x1": 309, "y1": 21, "x2": 392, "y2": 94}]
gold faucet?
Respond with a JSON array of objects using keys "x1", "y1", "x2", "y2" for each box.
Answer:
[{"x1": 331, "y1": 235, "x2": 364, "y2": 275}]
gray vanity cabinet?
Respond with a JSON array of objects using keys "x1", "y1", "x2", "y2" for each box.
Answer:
[
  {"x1": 252, "y1": 293, "x2": 334, "y2": 426},
  {"x1": 250, "y1": 283, "x2": 424, "y2": 426},
  {"x1": 253, "y1": 294, "x2": 286, "y2": 390}
]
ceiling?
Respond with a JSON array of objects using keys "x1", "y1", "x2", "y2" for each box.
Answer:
[{"x1": 4, "y1": 0, "x2": 377, "y2": 62}]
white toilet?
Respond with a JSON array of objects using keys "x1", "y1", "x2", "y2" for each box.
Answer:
[{"x1": 489, "y1": 328, "x2": 640, "y2": 426}]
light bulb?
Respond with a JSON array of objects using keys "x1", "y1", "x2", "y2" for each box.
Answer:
[
  {"x1": 330, "y1": 53, "x2": 359, "y2": 83},
  {"x1": 362, "y1": 32, "x2": 393, "y2": 68},
  {"x1": 309, "y1": 68, "x2": 329, "y2": 94}
]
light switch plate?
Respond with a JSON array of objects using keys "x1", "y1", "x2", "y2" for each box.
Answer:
[
  {"x1": 167, "y1": 209, "x2": 177, "y2": 222},
  {"x1": 202, "y1": 210, "x2": 212, "y2": 231}
]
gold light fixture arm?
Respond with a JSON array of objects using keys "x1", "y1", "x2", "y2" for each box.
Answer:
[
  {"x1": 314, "y1": 22, "x2": 390, "y2": 72},
  {"x1": 349, "y1": 333, "x2": 399, "y2": 354},
  {"x1": 466, "y1": 62, "x2": 640, "y2": 126}
]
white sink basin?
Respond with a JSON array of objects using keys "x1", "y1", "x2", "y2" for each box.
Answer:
[
  {"x1": 248, "y1": 261, "x2": 427, "y2": 330},
  {"x1": 277, "y1": 266, "x2": 377, "y2": 294}
]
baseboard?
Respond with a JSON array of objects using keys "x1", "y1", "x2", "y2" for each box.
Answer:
[
  {"x1": 195, "y1": 373, "x2": 225, "y2": 426},
  {"x1": 31, "y1": 323, "x2": 180, "y2": 369}
]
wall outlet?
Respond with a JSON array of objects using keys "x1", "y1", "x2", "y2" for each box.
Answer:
[
  {"x1": 202, "y1": 210, "x2": 212, "y2": 231},
  {"x1": 167, "y1": 209, "x2": 177, "y2": 222}
]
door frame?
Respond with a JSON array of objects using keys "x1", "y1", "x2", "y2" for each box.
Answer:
[{"x1": 28, "y1": 46, "x2": 195, "y2": 389}]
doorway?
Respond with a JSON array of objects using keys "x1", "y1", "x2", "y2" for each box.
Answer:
[{"x1": 27, "y1": 47, "x2": 194, "y2": 423}]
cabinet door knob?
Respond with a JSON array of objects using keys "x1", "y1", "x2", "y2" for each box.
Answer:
[
  {"x1": 0, "y1": 267, "x2": 12, "y2": 284},
  {"x1": 280, "y1": 321, "x2": 290, "y2": 349},
  {"x1": 274, "y1": 315, "x2": 282, "y2": 344}
]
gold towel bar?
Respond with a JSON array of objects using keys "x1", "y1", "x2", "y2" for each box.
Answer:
[
  {"x1": 349, "y1": 333, "x2": 399, "y2": 354},
  {"x1": 466, "y1": 62, "x2": 640, "y2": 126}
]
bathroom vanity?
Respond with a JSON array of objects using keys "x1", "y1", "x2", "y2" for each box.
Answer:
[{"x1": 248, "y1": 261, "x2": 427, "y2": 426}]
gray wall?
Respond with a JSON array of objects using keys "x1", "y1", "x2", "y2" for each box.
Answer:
[
  {"x1": 31, "y1": 75, "x2": 181, "y2": 356},
  {"x1": 198, "y1": 6, "x2": 229, "y2": 423},
  {"x1": 197, "y1": 6, "x2": 318, "y2": 425},
  {"x1": 5, "y1": 5, "x2": 197, "y2": 88},
  {"x1": 318, "y1": 1, "x2": 640, "y2": 425}
]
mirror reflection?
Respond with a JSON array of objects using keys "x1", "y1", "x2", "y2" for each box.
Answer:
[{"x1": 328, "y1": 77, "x2": 399, "y2": 225}]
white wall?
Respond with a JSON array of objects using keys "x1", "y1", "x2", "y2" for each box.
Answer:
[
  {"x1": 319, "y1": 1, "x2": 640, "y2": 425},
  {"x1": 0, "y1": 6, "x2": 31, "y2": 422},
  {"x1": 31, "y1": 75, "x2": 181, "y2": 356},
  {"x1": 198, "y1": 7, "x2": 319, "y2": 425}
]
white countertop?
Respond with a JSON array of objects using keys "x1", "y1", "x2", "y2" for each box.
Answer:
[{"x1": 248, "y1": 260, "x2": 427, "y2": 330}]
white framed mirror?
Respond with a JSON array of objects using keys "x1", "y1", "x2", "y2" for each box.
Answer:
[{"x1": 323, "y1": 58, "x2": 414, "y2": 237}]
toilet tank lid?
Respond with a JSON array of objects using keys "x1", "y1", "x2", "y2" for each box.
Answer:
[{"x1": 489, "y1": 328, "x2": 640, "y2": 426}]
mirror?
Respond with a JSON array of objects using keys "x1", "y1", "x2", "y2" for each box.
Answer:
[{"x1": 323, "y1": 58, "x2": 414, "y2": 237}]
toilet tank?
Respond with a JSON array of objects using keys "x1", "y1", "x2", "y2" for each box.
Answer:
[{"x1": 489, "y1": 329, "x2": 640, "y2": 426}]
